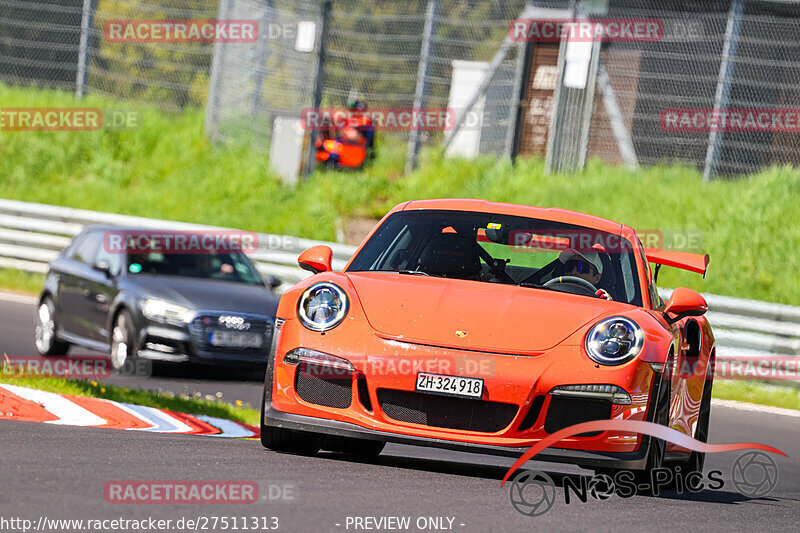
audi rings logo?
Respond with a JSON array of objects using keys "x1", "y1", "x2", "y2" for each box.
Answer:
[
  {"x1": 731, "y1": 451, "x2": 779, "y2": 497},
  {"x1": 508, "y1": 470, "x2": 556, "y2": 516},
  {"x1": 218, "y1": 316, "x2": 250, "y2": 330}
]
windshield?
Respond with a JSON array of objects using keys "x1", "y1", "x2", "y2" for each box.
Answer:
[
  {"x1": 347, "y1": 210, "x2": 643, "y2": 306},
  {"x1": 126, "y1": 252, "x2": 264, "y2": 285}
]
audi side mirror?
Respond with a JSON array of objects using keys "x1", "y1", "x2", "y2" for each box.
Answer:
[{"x1": 94, "y1": 260, "x2": 112, "y2": 277}]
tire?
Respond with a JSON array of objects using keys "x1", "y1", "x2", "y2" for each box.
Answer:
[
  {"x1": 260, "y1": 425, "x2": 321, "y2": 456},
  {"x1": 34, "y1": 297, "x2": 70, "y2": 356},
  {"x1": 259, "y1": 364, "x2": 321, "y2": 456},
  {"x1": 596, "y1": 370, "x2": 670, "y2": 491},
  {"x1": 632, "y1": 373, "x2": 670, "y2": 489},
  {"x1": 109, "y1": 310, "x2": 138, "y2": 371},
  {"x1": 324, "y1": 436, "x2": 385, "y2": 458},
  {"x1": 676, "y1": 375, "x2": 713, "y2": 476}
]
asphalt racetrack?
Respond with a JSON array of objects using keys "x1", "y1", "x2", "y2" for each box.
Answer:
[{"x1": 1, "y1": 292, "x2": 798, "y2": 532}]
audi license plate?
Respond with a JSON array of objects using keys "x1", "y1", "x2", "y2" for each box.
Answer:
[
  {"x1": 416, "y1": 372, "x2": 483, "y2": 399},
  {"x1": 208, "y1": 330, "x2": 263, "y2": 348}
]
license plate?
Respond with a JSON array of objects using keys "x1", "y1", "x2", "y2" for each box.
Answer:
[
  {"x1": 208, "y1": 330, "x2": 263, "y2": 348},
  {"x1": 415, "y1": 372, "x2": 483, "y2": 399}
]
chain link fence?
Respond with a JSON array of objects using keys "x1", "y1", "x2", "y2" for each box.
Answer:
[
  {"x1": 2, "y1": 0, "x2": 800, "y2": 178},
  {"x1": 575, "y1": 0, "x2": 800, "y2": 177}
]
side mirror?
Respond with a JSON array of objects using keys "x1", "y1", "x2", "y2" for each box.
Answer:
[
  {"x1": 94, "y1": 260, "x2": 112, "y2": 277},
  {"x1": 298, "y1": 245, "x2": 333, "y2": 274},
  {"x1": 267, "y1": 275, "x2": 282, "y2": 290},
  {"x1": 663, "y1": 287, "x2": 707, "y2": 325}
]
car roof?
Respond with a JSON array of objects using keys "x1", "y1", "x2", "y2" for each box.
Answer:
[{"x1": 397, "y1": 199, "x2": 630, "y2": 235}]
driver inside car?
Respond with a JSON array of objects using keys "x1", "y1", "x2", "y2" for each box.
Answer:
[{"x1": 558, "y1": 248, "x2": 613, "y2": 300}]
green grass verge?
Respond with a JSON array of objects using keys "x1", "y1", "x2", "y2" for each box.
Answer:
[
  {"x1": 0, "y1": 375, "x2": 259, "y2": 426},
  {"x1": 0, "y1": 269, "x2": 44, "y2": 295},
  {"x1": 712, "y1": 380, "x2": 800, "y2": 411},
  {"x1": 2, "y1": 84, "x2": 800, "y2": 304}
]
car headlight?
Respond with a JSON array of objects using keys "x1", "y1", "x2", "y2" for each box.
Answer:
[
  {"x1": 141, "y1": 299, "x2": 192, "y2": 324},
  {"x1": 585, "y1": 317, "x2": 644, "y2": 365},
  {"x1": 297, "y1": 282, "x2": 348, "y2": 331}
]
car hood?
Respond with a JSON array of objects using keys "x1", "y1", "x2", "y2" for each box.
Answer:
[
  {"x1": 346, "y1": 272, "x2": 615, "y2": 354},
  {"x1": 124, "y1": 275, "x2": 278, "y2": 316}
]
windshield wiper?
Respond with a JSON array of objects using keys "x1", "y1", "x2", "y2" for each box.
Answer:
[{"x1": 397, "y1": 269, "x2": 430, "y2": 276}]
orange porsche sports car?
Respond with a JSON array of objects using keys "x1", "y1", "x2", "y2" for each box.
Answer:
[{"x1": 260, "y1": 199, "x2": 713, "y2": 480}]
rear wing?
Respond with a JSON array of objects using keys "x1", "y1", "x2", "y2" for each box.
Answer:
[{"x1": 644, "y1": 248, "x2": 710, "y2": 277}]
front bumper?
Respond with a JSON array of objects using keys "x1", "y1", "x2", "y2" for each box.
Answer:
[
  {"x1": 265, "y1": 317, "x2": 663, "y2": 464},
  {"x1": 263, "y1": 406, "x2": 652, "y2": 470},
  {"x1": 135, "y1": 312, "x2": 274, "y2": 367}
]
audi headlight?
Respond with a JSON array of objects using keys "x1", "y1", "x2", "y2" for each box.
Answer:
[
  {"x1": 585, "y1": 317, "x2": 644, "y2": 365},
  {"x1": 141, "y1": 299, "x2": 192, "y2": 324},
  {"x1": 297, "y1": 282, "x2": 348, "y2": 331}
]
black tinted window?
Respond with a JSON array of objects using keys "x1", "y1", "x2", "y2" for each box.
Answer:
[
  {"x1": 348, "y1": 210, "x2": 643, "y2": 306},
  {"x1": 126, "y1": 252, "x2": 263, "y2": 285}
]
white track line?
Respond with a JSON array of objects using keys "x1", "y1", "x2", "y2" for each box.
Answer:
[
  {"x1": 712, "y1": 398, "x2": 800, "y2": 418},
  {"x1": 118, "y1": 403, "x2": 194, "y2": 433},
  {"x1": 0, "y1": 291, "x2": 37, "y2": 305},
  {"x1": 196, "y1": 414, "x2": 256, "y2": 438},
  {"x1": 99, "y1": 399, "x2": 157, "y2": 430},
  {"x1": 0, "y1": 384, "x2": 106, "y2": 426}
]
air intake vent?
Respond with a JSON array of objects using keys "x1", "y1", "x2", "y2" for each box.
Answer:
[
  {"x1": 356, "y1": 373, "x2": 372, "y2": 412},
  {"x1": 544, "y1": 397, "x2": 612, "y2": 437},
  {"x1": 518, "y1": 395, "x2": 545, "y2": 432},
  {"x1": 377, "y1": 389, "x2": 517, "y2": 433},
  {"x1": 295, "y1": 360, "x2": 352, "y2": 409}
]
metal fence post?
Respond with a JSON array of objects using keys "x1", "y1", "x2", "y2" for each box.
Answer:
[
  {"x1": 74, "y1": 0, "x2": 95, "y2": 99},
  {"x1": 443, "y1": 3, "x2": 536, "y2": 155},
  {"x1": 204, "y1": 0, "x2": 232, "y2": 139},
  {"x1": 405, "y1": 0, "x2": 440, "y2": 175},
  {"x1": 504, "y1": 40, "x2": 527, "y2": 161},
  {"x1": 303, "y1": 0, "x2": 332, "y2": 179},
  {"x1": 251, "y1": 0, "x2": 275, "y2": 115},
  {"x1": 703, "y1": 0, "x2": 744, "y2": 181}
]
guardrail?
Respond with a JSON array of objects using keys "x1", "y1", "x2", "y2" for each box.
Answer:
[
  {"x1": 1, "y1": 198, "x2": 798, "y2": 366},
  {"x1": 0, "y1": 198, "x2": 355, "y2": 288}
]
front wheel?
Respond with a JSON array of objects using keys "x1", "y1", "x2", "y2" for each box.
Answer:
[
  {"x1": 34, "y1": 297, "x2": 70, "y2": 356},
  {"x1": 110, "y1": 310, "x2": 138, "y2": 371},
  {"x1": 677, "y1": 375, "x2": 713, "y2": 476},
  {"x1": 596, "y1": 372, "x2": 669, "y2": 490},
  {"x1": 260, "y1": 425, "x2": 321, "y2": 456},
  {"x1": 324, "y1": 436, "x2": 385, "y2": 458}
]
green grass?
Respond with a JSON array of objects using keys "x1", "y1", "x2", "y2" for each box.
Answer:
[
  {"x1": 0, "y1": 374, "x2": 259, "y2": 426},
  {"x1": 0, "y1": 269, "x2": 43, "y2": 294},
  {"x1": 713, "y1": 381, "x2": 800, "y2": 411},
  {"x1": 2, "y1": 83, "x2": 800, "y2": 304}
]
